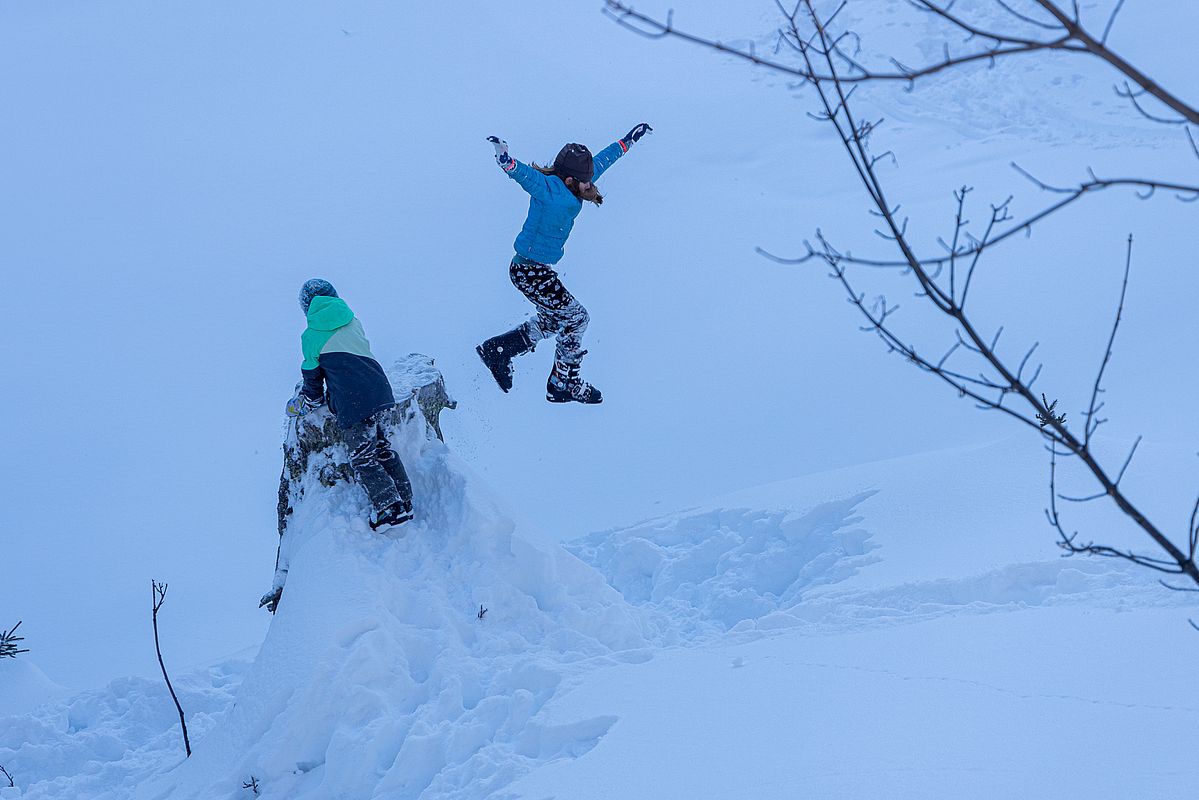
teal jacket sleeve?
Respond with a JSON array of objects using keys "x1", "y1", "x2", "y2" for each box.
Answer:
[
  {"x1": 591, "y1": 141, "x2": 628, "y2": 182},
  {"x1": 503, "y1": 158, "x2": 553, "y2": 200}
]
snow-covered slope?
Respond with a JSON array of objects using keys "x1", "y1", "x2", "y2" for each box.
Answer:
[
  {"x1": 8, "y1": 0, "x2": 1197, "y2": 693},
  {"x1": 3, "y1": 435, "x2": 1193, "y2": 799},
  {"x1": 574, "y1": 438, "x2": 1197, "y2": 632},
  {"x1": 132, "y1": 371, "x2": 650, "y2": 800},
  {"x1": 508, "y1": 605, "x2": 1199, "y2": 800},
  {"x1": 2, "y1": 365, "x2": 651, "y2": 799},
  {"x1": 4, "y1": 0, "x2": 1198, "y2": 797}
]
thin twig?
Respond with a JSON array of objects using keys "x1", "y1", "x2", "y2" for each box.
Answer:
[
  {"x1": 1085, "y1": 235, "x2": 1133, "y2": 444},
  {"x1": 152, "y1": 581, "x2": 192, "y2": 758},
  {"x1": 757, "y1": 173, "x2": 1198, "y2": 269},
  {"x1": 1101, "y1": 0, "x2": 1127, "y2": 44}
]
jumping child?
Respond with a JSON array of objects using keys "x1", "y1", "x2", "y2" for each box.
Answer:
[
  {"x1": 477, "y1": 123, "x2": 652, "y2": 404},
  {"x1": 286, "y1": 279, "x2": 414, "y2": 531}
]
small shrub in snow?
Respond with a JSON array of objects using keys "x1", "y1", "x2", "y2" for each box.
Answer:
[{"x1": 0, "y1": 621, "x2": 28, "y2": 659}]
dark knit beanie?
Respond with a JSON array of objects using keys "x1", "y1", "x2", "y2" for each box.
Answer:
[
  {"x1": 553, "y1": 143, "x2": 594, "y2": 183},
  {"x1": 299, "y1": 278, "x2": 338, "y2": 314}
]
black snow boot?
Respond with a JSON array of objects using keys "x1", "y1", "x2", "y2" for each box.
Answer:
[
  {"x1": 546, "y1": 358, "x2": 602, "y2": 404},
  {"x1": 477, "y1": 327, "x2": 534, "y2": 393},
  {"x1": 370, "y1": 499, "x2": 414, "y2": 532}
]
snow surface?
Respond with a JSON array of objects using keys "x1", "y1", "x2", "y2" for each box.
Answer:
[
  {"x1": 4, "y1": 0, "x2": 1199, "y2": 797},
  {"x1": 3, "y1": 433, "x2": 1195, "y2": 798},
  {"x1": 0, "y1": 661, "x2": 68, "y2": 719},
  {"x1": 7, "y1": 0, "x2": 1197, "y2": 692}
]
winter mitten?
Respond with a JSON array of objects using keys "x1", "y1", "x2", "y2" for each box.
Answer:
[
  {"x1": 285, "y1": 392, "x2": 324, "y2": 418},
  {"x1": 621, "y1": 123, "x2": 653, "y2": 149},
  {"x1": 259, "y1": 587, "x2": 282, "y2": 613},
  {"x1": 487, "y1": 136, "x2": 513, "y2": 168}
]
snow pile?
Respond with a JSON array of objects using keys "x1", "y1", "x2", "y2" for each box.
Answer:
[
  {"x1": 123, "y1": 364, "x2": 647, "y2": 800},
  {"x1": 2, "y1": 431, "x2": 1192, "y2": 799},
  {"x1": 1, "y1": 362, "x2": 650, "y2": 800},
  {"x1": 0, "y1": 659, "x2": 68, "y2": 718}
]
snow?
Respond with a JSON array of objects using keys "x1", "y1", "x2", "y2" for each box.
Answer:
[
  {"x1": 509, "y1": 607, "x2": 1199, "y2": 800},
  {"x1": 3, "y1": 431, "x2": 1193, "y2": 798},
  {"x1": 3, "y1": 0, "x2": 1199, "y2": 797},
  {"x1": 570, "y1": 493, "x2": 880, "y2": 636},
  {"x1": 124, "y1": 369, "x2": 646, "y2": 799},
  {"x1": 0, "y1": 660, "x2": 68, "y2": 719},
  {"x1": 5, "y1": 0, "x2": 1198, "y2": 690}
]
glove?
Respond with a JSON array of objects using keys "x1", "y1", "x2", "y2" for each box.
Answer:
[
  {"x1": 259, "y1": 587, "x2": 282, "y2": 614},
  {"x1": 286, "y1": 392, "x2": 324, "y2": 418},
  {"x1": 621, "y1": 123, "x2": 653, "y2": 147},
  {"x1": 487, "y1": 135, "x2": 512, "y2": 167}
]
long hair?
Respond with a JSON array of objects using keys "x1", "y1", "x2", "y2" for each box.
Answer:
[{"x1": 533, "y1": 163, "x2": 604, "y2": 206}]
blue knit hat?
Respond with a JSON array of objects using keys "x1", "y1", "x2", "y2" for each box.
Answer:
[{"x1": 299, "y1": 278, "x2": 337, "y2": 314}]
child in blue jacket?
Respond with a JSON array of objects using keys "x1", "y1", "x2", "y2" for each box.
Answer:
[{"x1": 477, "y1": 123, "x2": 652, "y2": 404}]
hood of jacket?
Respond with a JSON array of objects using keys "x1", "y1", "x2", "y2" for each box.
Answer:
[{"x1": 306, "y1": 295, "x2": 355, "y2": 331}]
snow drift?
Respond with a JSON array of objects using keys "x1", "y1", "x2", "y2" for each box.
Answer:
[
  {"x1": 2, "y1": 431, "x2": 1189, "y2": 800},
  {"x1": 110, "y1": 359, "x2": 646, "y2": 799},
  {"x1": 3, "y1": 386, "x2": 1191, "y2": 799},
  {"x1": 0, "y1": 357, "x2": 894, "y2": 800}
]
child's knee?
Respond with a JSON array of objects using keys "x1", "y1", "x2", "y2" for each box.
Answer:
[{"x1": 565, "y1": 303, "x2": 589, "y2": 333}]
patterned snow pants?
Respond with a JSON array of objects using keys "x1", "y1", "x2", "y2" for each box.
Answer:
[
  {"x1": 509, "y1": 256, "x2": 589, "y2": 366},
  {"x1": 342, "y1": 417, "x2": 413, "y2": 515}
]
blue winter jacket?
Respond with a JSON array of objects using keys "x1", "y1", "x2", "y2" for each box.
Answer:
[{"x1": 501, "y1": 141, "x2": 627, "y2": 265}]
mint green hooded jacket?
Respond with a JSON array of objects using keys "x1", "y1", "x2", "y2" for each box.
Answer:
[{"x1": 300, "y1": 296, "x2": 395, "y2": 426}]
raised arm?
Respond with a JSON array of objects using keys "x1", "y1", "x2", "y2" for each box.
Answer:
[
  {"x1": 488, "y1": 136, "x2": 552, "y2": 200},
  {"x1": 593, "y1": 123, "x2": 653, "y2": 182}
]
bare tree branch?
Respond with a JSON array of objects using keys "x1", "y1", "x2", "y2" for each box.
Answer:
[
  {"x1": 605, "y1": 0, "x2": 1084, "y2": 85},
  {"x1": 606, "y1": 0, "x2": 1199, "y2": 589},
  {"x1": 1101, "y1": 0, "x2": 1127, "y2": 44},
  {"x1": 604, "y1": 0, "x2": 1199, "y2": 124},
  {"x1": 757, "y1": 172, "x2": 1199, "y2": 269},
  {"x1": 1189, "y1": 486, "x2": 1199, "y2": 561},
  {"x1": 1085, "y1": 235, "x2": 1133, "y2": 444},
  {"x1": 1113, "y1": 437, "x2": 1142, "y2": 486},
  {"x1": 152, "y1": 581, "x2": 192, "y2": 758},
  {"x1": 1029, "y1": 0, "x2": 1199, "y2": 123},
  {"x1": 1187, "y1": 127, "x2": 1199, "y2": 162},
  {"x1": 992, "y1": 0, "x2": 1060, "y2": 30}
]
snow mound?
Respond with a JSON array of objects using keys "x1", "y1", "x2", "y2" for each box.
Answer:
[
  {"x1": 569, "y1": 492, "x2": 880, "y2": 636},
  {"x1": 9, "y1": 419, "x2": 1187, "y2": 798},
  {"x1": 0, "y1": 658, "x2": 68, "y2": 718},
  {"x1": 124, "y1": 365, "x2": 648, "y2": 800}
]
